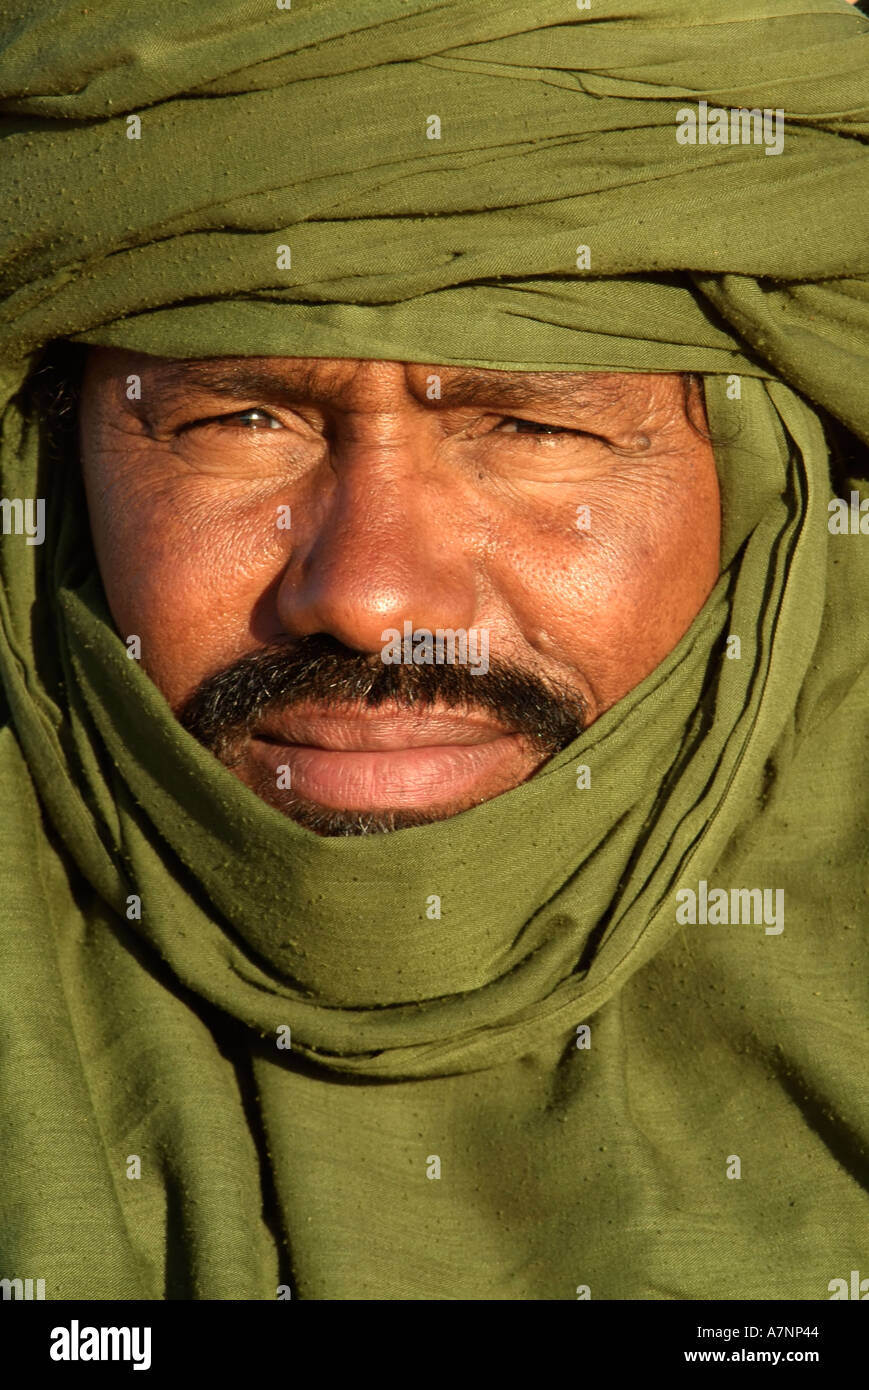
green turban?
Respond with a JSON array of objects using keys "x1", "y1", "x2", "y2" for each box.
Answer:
[{"x1": 0, "y1": 0, "x2": 867, "y2": 1300}]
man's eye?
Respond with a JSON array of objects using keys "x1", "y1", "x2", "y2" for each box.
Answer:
[
  {"x1": 228, "y1": 409, "x2": 284, "y2": 430},
  {"x1": 182, "y1": 408, "x2": 285, "y2": 432},
  {"x1": 498, "y1": 417, "x2": 586, "y2": 437}
]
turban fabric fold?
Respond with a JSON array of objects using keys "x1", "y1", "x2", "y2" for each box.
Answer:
[{"x1": 0, "y1": 0, "x2": 867, "y2": 1299}]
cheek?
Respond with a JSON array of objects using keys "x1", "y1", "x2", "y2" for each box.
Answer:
[
  {"x1": 82, "y1": 461, "x2": 286, "y2": 705},
  {"x1": 491, "y1": 453, "x2": 721, "y2": 708}
]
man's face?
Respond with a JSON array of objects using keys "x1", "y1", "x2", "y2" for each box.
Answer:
[{"x1": 78, "y1": 352, "x2": 721, "y2": 834}]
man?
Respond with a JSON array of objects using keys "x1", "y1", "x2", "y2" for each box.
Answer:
[
  {"x1": 0, "y1": 0, "x2": 867, "y2": 1301},
  {"x1": 77, "y1": 353, "x2": 720, "y2": 833}
]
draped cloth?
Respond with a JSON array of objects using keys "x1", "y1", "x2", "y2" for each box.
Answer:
[{"x1": 0, "y1": 0, "x2": 867, "y2": 1299}]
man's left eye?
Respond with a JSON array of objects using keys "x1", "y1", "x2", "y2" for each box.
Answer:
[
  {"x1": 230, "y1": 409, "x2": 284, "y2": 430},
  {"x1": 498, "y1": 417, "x2": 583, "y2": 436}
]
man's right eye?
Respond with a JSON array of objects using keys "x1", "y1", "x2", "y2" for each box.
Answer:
[{"x1": 180, "y1": 408, "x2": 286, "y2": 432}]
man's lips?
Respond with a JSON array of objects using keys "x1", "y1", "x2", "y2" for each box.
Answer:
[
  {"x1": 255, "y1": 708, "x2": 514, "y2": 750},
  {"x1": 249, "y1": 707, "x2": 527, "y2": 810}
]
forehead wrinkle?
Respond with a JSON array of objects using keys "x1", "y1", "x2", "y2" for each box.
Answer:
[
  {"x1": 139, "y1": 358, "x2": 332, "y2": 408},
  {"x1": 429, "y1": 368, "x2": 627, "y2": 411},
  {"x1": 134, "y1": 358, "x2": 632, "y2": 416}
]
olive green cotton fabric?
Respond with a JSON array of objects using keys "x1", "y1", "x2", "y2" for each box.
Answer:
[{"x1": 1, "y1": 0, "x2": 868, "y2": 1300}]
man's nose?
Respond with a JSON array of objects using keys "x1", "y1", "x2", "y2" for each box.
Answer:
[{"x1": 274, "y1": 428, "x2": 479, "y2": 653}]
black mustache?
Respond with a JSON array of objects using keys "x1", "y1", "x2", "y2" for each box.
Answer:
[{"x1": 176, "y1": 633, "x2": 589, "y2": 759}]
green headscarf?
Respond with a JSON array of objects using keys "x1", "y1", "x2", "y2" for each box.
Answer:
[{"x1": 0, "y1": 0, "x2": 866, "y2": 1299}]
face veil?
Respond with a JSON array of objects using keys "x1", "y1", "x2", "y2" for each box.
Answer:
[{"x1": 0, "y1": 0, "x2": 867, "y2": 1301}]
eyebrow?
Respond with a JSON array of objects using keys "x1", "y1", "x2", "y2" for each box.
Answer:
[{"x1": 138, "y1": 360, "x2": 624, "y2": 413}]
